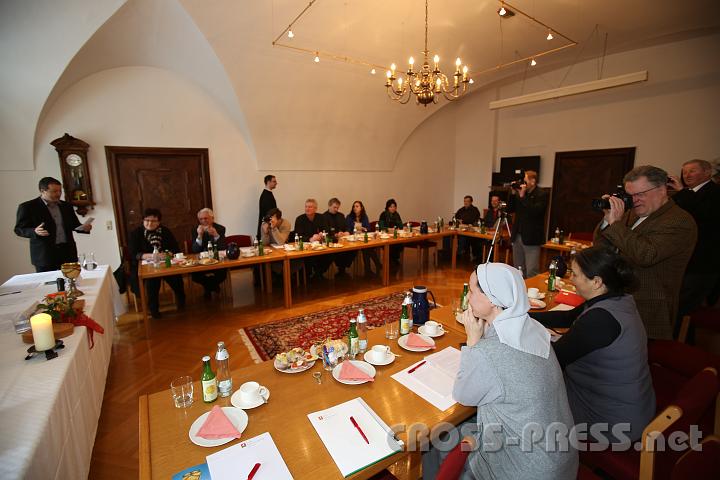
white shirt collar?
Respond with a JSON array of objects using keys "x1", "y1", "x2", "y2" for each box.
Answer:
[{"x1": 691, "y1": 180, "x2": 711, "y2": 192}]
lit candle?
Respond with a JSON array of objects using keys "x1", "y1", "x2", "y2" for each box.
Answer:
[
  {"x1": 30, "y1": 313, "x2": 55, "y2": 351},
  {"x1": 433, "y1": 55, "x2": 439, "y2": 69}
]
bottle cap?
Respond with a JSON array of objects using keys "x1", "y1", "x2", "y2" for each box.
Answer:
[{"x1": 202, "y1": 355, "x2": 210, "y2": 362}]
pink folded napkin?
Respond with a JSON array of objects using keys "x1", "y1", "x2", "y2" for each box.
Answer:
[
  {"x1": 196, "y1": 405, "x2": 242, "y2": 439},
  {"x1": 339, "y1": 361, "x2": 375, "y2": 382},
  {"x1": 406, "y1": 332, "x2": 435, "y2": 349}
]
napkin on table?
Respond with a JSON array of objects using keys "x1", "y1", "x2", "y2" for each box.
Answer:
[
  {"x1": 554, "y1": 290, "x2": 584, "y2": 307},
  {"x1": 406, "y1": 332, "x2": 435, "y2": 349},
  {"x1": 196, "y1": 405, "x2": 242, "y2": 439},
  {"x1": 339, "y1": 361, "x2": 374, "y2": 382}
]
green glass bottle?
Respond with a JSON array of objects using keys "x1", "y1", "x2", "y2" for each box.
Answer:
[
  {"x1": 201, "y1": 355, "x2": 218, "y2": 403},
  {"x1": 164, "y1": 251, "x2": 172, "y2": 268},
  {"x1": 257, "y1": 235, "x2": 264, "y2": 256},
  {"x1": 393, "y1": 227, "x2": 398, "y2": 239},
  {"x1": 460, "y1": 283, "x2": 470, "y2": 311},
  {"x1": 298, "y1": 236, "x2": 304, "y2": 251},
  {"x1": 348, "y1": 318, "x2": 359, "y2": 358},
  {"x1": 363, "y1": 231, "x2": 368, "y2": 243}
]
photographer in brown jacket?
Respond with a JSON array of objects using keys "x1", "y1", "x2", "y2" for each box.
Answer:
[{"x1": 593, "y1": 165, "x2": 697, "y2": 339}]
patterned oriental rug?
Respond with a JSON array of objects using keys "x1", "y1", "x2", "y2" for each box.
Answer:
[{"x1": 239, "y1": 292, "x2": 406, "y2": 363}]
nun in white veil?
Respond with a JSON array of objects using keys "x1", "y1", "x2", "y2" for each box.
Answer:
[{"x1": 422, "y1": 263, "x2": 578, "y2": 480}]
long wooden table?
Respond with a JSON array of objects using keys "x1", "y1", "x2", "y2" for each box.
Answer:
[
  {"x1": 139, "y1": 323, "x2": 473, "y2": 479},
  {"x1": 137, "y1": 229, "x2": 512, "y2": 337},
  {"x1": 539, "y1": 239, "x2": 593, "y2": 271}
]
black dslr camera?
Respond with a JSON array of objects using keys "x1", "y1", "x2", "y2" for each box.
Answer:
[
  {"x1": 510, "y1": 179, "x2": 527, "y2": 190},
  {"x1": 262, "y1": 215, "x2": 272, "y2": 223},
  {"x1": 591, "y1": 185, "x2": 634, "y2": 212}
]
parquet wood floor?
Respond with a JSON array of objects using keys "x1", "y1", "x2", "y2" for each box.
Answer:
[{"x1": 88, "y1": 254, "x2": 477, "y2": 479}]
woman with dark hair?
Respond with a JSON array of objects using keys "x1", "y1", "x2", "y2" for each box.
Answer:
[
  {"x1": 378, "y1": 198, "x2": 404, "y2": 265},
  {"x1": 128, "y1": 208, "x2": 186, "y2": 319},
  {"x1": 530, "y1": 246, "x2": 655, "y2": 443},
  {"x1": 346, "y1": 201, "x2": 382, "y2": 276}
]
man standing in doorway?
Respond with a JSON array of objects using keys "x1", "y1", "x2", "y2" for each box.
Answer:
[
  {"x1": 257, "y1": 175, "x2": 277, "y2": 238},
  {"x1": 15, "y1": 177, "x2": 92, "y2": 272},
  {"x1": 507, "y1": 170, "x2": 548, "y2": 277}
]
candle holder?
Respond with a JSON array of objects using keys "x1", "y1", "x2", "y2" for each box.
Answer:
[
  {"x1": 61, "y1": 262, "x2": 84, "y2": 298},
  {"x1": 25, "y1": 340, "x2": 65, "y2": 361}
]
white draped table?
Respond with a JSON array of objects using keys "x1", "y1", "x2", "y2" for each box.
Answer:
[{"x1": 0, "y1": 266, "x2": 122, "y2": 479}]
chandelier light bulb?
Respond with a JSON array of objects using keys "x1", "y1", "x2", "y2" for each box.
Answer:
[
  {"x1": 547, "y1": 30, "x2": 554, "y2": 40},
  {"x1": 462, "y1": 65, "x2": 468, "y2": 74},
  {"x1": 288, "y1": 30, "x2": 294, "y2": 38},
  {"x1": 386, "y1": 70, "x2": 392, "y2": 78},
  {"x1": 436, "y1": 78, "x2": 441, "y2": 86},
  {"x1": 415, "y1": 79, "x2": 420, "y2": 86},
  {"x1": 455, "y1": 58, "x2": 461, "y2": 67},
  {"x1": 530, "y1": 58, "x2": 537, "y2": 66},
  {"x1": 409, "y1": 57, "x2": 415, "y2": 66},
  {"x1": 469, "y1": 79, "x2": 474, "y2": 84},
  {"x1": 391, "y1": 63, "x2": 396, "y2": 72},
  {"x1": 398, "y1": 77, "x2": 403, "y2": 87}
]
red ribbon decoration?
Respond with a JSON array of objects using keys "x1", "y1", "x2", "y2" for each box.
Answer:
[{"x1": 59, "y1": 311, "x2": 104, "y2": 349}]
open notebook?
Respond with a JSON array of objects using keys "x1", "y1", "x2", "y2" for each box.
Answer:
[
  {"x1": 308, "y1": 397, "x2": 404, "y2": 477},
  {"x1": 391, "y1": 346, "x2": 461, "y2": 411},
  {"x1": 206, "y1": 432, "x2": 292, "y2": 480}
]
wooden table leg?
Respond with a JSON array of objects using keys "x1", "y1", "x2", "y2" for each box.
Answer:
[
  {"x1": 138, "y1": 395, "x2": 151, "y2": 480},
  {"x1": 451, "y1": 234, "x2": 458, "y2": 270},
  {"x1": 139, "y1": 277, "x2": 150, "y2": 338},
  {"x1": 283, "y1": 258, "x2": 292, "y2": 308},
  {"x1": 264, "y1": 263, "x2": 272, "y2": 294},
  {"x1": 383, "y1": 245, "x2": 390, "y2": 286}
]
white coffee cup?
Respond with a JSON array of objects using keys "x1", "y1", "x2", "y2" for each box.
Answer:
[
  {"x1": 174, "y1": 252, "x2": 185, "y2": 260},
  {"x1": 370, "y1": 345, "x2": 391, "y2": 362},
  {"x1": 239, "y1": 381, "x2": 268, "y2": 404},
  {"x1": 424, "y1": 320, "x2": 442, "y2": 335},
  {"x1": 527, "y1": 287, "x2": 540, "y2": 299}
]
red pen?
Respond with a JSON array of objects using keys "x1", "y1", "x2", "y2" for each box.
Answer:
[
  {"x1": 247, "y1": 462, "x2": 261, "y2": 480},
  {"x1": 350, "y1": 416, "x2": 369, "y2": 444},
  {"x1": 407, "y1": 360, "x2": 426, "y2": 374}
]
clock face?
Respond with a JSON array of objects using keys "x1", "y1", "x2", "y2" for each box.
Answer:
[{"x1": 66, "y1": 153, "x2": 83, "y2": 167}]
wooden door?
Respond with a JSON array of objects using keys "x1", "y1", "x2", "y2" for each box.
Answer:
[
  {"x1": 105, "y1": 147, "x2": 212, "y2": 254},
  {"x1": 549, "y1": 148, "x2": 635, "y2": 238}
]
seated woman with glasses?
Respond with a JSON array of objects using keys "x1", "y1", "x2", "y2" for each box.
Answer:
[
  {"x1": 530, "y1": 246, "x2": 655, "y2": 444},
  {"x1": 128, "y1": 208, "x2": 186, "y2": 319},
  {"x1": 423, "y1": 263, "x2": 578, "y2": 480}
]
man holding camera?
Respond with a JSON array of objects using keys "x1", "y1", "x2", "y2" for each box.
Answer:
[
  {"x1": 190, "y1": 208, "x2": 227, "y2": 299},
  {"x1": 507, "y1": 170, "x2": 548, "y2": 277},
  {"x1": 260, "y1": 208, "x2": 291, "y2": 246},
  {"x1": 593, "y1": 165, "x2": 696, "y2": 340}
]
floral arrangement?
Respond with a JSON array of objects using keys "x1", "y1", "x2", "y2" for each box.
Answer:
[{"x1": 36, "y1": 291, "x2": 104, "y2": 348}]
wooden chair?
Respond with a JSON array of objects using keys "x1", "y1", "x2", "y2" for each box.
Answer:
[{"x1": 406, "y1": 220, "x2": 438, "y2": 270}]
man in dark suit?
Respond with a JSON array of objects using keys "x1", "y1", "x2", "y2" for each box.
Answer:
[
  {"x1": 190, "y1": 208, "x2": 227, "y2": 299},
  {"x1": 668, "y1": 159, "x2": 720, "y2": 325},
  {"x1": 257, "y1": 175, "x2": 277, "y2": 238},
  {"x1": 507, "y1": 170, "x2": 548, "y2": 277},
  {"x1": 14, "y1": 177, "x2": 92, "y2": 272}
]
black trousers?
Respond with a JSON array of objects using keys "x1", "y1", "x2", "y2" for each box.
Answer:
[
  {"x1": 35, "y1": 243, "x2": 77, "y2": 272},
  {"x1": 145, "y1": 276, "x2": 185, "y2": 314},
  {"x1": 191, "y1": 270, "x2": 228, "y2": 292}
]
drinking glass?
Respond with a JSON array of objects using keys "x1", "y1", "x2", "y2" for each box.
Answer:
[
  {"x1": 452, "y1": 299, "x2": 463, "y2": 322},
  {"x1": 385, "y1": 318, "x2": 399, "y2": 339},
  {"x1": 83, "y1": 252, "x2": 98, "y2": 271},
  {"x1": 171, "y1": 376, "x2": 194, "y2": 408}
]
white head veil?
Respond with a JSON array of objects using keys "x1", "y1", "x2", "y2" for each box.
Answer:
[{"x1": 476, "y1": 263, "x2": 550, "y2": 359}]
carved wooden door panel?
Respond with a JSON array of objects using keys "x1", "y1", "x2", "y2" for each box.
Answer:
[
  {"x1": 550, "y1": 147, "x2": 636, "y2": 238},
  {"x1": 106, "y1": 147, "x2": 212, "y2": 255}
]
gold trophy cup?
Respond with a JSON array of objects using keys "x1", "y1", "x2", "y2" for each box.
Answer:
[{"x1": 61, "y1": 262, "x2": 84, "y2": 298}]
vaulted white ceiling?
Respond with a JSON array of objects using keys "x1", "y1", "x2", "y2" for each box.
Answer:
[{"x1": 2, "y1": 0, "x2": 719, "y2": 171}]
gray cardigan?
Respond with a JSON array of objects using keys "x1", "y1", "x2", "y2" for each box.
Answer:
[{"x1": 453, "y1": 326, "x2": 578, "y2": 480}]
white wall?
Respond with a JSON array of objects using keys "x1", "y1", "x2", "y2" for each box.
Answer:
[
  {"x1": 452, "y1": 32, "x2": 720, "y2": 200},
  {"x1": 1, "y1": 66, "x2": 455, "y2": 282}
]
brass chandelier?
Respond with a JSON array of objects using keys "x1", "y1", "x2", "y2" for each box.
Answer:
[{"x1": 385, "y1": 0, "x2": 470, "y2": 105}]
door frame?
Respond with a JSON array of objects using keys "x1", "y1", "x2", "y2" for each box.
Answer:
[{"x1": 105, "y1": 146, "x2": 212, "y2": 253}]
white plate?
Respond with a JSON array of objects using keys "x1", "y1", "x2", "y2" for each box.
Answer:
[
  {"x1": 188, "y1": 407, "x2": 248, "y2": 447},
  {"x1": 230, "y1": 388, "x2": 270, "y2": 409},
  {"x1": 528, "y1": 292, "x2": 546, "y2": 300},
  {"x1": 273, "y1": 358, "x2": 316, "y2": 374},
  {"x1": 398, "y1": 333, "x2": 436, "y2": 352},
  {"x1": 363, "y1": 351, "x2": 395, "y2": 366},
  {"x1": 529, "y1": 299, "x2": 547, "y2": 309},
  {"x1": 418, "y1": 325, "x2": 445, "y2": 338},
  {"x1": 332, "y1": 360, "x2": 376, "y2": 385}
]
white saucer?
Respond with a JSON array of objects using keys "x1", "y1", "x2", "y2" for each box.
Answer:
[
  {"x1": 529, "y1": 299, "x2": 547, "y2": 309},
  {"x1": 528, "y1": 292, "x2": 546, "y2": 300},
  {"x1": 418, "y1": 325, "x2": 445, "y2": 337},
  {"x1": 398, "y1": 333, "x2": 436, "y2": 352},
  {"x1": 332, "y1": 360, "x2": 376, "y2": 384},
  {"x1": 363, "y1": 351, "x2": 395, "y2": 366},
  {"x1": 188, "y1": 407, "x2": 248, "y2": 447},
  {"x1": 230, "y1": 388, "x2": 270, "y2": 409}
]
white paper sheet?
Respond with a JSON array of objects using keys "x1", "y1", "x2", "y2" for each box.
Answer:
[
  {"x1": 391, "y1": 347, "x2": 462, "y2": 411},
  {"x1": 206, "y1": 432, "x2": 293, "y2": 480},
  {"x1": 307, "y1": 397, "x2": 403, "y2": 477},
  {"x1": 549, "y1": 303, "x2": 574, "y2": 311}
]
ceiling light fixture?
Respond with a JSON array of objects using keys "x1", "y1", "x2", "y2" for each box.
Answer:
[
  {"x1": 530, "y1": 58, "x2": 537, "y2": 66},
  {"x1": 498, "y1": 3, "x2": 514, "y2": 17},
  {"x1": 546, "y1": 30, "x2": 554, "y2": 40},
  {"x1": 288, "y1": 30, "x2": 294, "y2": 39},
  {"x1": 385, "y1": 0, "x2": 470, "y2": 106},
  {"x1": 314, "y1": 53, "x2": 320, "y2": 63}
]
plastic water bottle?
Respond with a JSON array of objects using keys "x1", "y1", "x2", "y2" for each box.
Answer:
[
  {"x1": 294, "y1": 233, "x2": 300, "y2": 249},
  {"x1": 252, "y1": 237, "x2": 259, "y2": 255},
  {"x1": 215, "y1": 341, "x2": 232, "y2": 397},
  {"x1": 152, "y1": 246, "x2": 160, "y2": 268},
  {"x1": 548, "y1": 259, "x2": 558, "y2": 292},
  {"x1": 357, "y1": 309, "x2": 368, "y2": 353}
]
